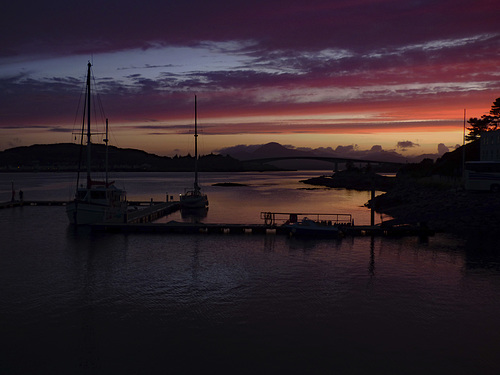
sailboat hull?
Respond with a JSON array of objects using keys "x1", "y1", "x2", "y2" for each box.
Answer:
[
  {"x1": 180, "y1": 193, "x2": 208, "y2": 209},
  {"x1": 66, "y1": 200, "x2": 127, "y2": 225}
]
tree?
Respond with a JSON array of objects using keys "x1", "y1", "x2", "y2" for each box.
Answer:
[
  {"x1": 466, "y1": 97, "x2": 500, "y2": 142},
  {"x1": 466, "y1": 117, "x2": 492, "y2": 141},
  {"x1": 489, "y1": 97, "x2": 500, "y2": 128}
]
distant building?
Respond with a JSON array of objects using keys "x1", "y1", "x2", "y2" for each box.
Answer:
[{"x1": 480, "y1": 130, "x2": 500, "y2": 161}]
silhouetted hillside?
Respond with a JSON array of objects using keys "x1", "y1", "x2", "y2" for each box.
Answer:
[
  {"x1": 0, "y1": 143, "x2": 277, "y2": 172},
  {"x1": 219, "y1": 142, "x2": 441, "y2": 164},
  {"x1": 397, "y1": 140, "x2": 480, "y2": 178},
  {"x1": 253, "y1": 142, "x2": 312, "y2": 158}
]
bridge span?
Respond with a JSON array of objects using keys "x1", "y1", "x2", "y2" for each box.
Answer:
[{"x1": 242, "y1": 156, "x2": 403, "y2": 170}]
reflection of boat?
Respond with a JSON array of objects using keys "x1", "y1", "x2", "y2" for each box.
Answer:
[
  {"x1": 181, "y1": 206, "x2": 208, "y2": 222},
  {"x1": 285, "y1": 217, "x2": 341, "y2": 237},
  {"x1": 180, "y1": 95, "x2": 209, "y2": 209},
  {"x1": 66, "y1": 62, "x2": 127, "y2": 225}
]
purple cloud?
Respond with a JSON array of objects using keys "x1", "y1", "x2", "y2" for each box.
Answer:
[
  {"x1": 1, "y1": 0, "x2": 499, "y2": 154},
  {"x1": 397, "y1": 141, "x2": 420, "y2": 151}
]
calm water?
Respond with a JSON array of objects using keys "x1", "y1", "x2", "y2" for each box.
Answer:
[{"x1": 1, "y1": 172, "x2": 500, "y2": 374}]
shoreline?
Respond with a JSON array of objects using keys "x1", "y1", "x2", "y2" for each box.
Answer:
[
  {"x1": 299, "y1": 170, "x2": 396, "y2": 191},
  {"x1": 369, "y1": 182, "x2": 500, "y2": 236},
  {"x1": 301, "y1": 171, "x2": 500, "y2": 236}
]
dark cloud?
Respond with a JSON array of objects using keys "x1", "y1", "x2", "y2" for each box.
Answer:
[
  {"x1": 0, "y1": 59, "x2": 487, "y2": 135},
  {"x1": 2, "y1": 1, "x2": 498, "y2": 57},
  {"x1": 49, "y1": 127, "x2": 73, "y2": 133},
  {"x1": 335, "y1": 145, "x2": 357, "y2": 153},
  {"x1": 131, "y1": 124, "x2": 193, "y2": 134},
  {"x1": 397, "y1": 141, "x2": 420, "y2": 151},
  {"x1": 1, "y1": 0, "x2": 499, "y2": 150},
  {"x1": 117, "y1": 64, "x2": 178, "y2": 71}
]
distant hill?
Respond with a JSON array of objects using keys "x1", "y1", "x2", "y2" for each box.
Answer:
[
  {"x1": 252, "y1": 142, "x2": 313, "y2": 158},
  {"x1": 222, "y1": 142, "x2": 327, "y2": 161},
  {"x1": 218, "y1": 141, "x2": 420, "y2": 170},
  {"x1": 218, "y1": 142, "x2": 439, "y2": 165},
  {"x1": 2, "y1": 141, "x2": 456, "y2": 173},
  {"x1": 0, "y1": 143, "x2": 277, "y2": 172}
]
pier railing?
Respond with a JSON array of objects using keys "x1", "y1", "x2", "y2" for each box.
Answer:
[{"x1": 260, "y1": 212, "x2": 353, "y2": 226}]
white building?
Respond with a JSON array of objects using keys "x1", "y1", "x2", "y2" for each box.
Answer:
[{"x1": 480, "y1": 130, "x2": 500, "y2": 161}]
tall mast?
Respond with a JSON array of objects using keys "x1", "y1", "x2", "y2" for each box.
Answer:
[
  {"x1": 104, "y1": 118, "x2": 109, "y2": 186},
  {"x1": 86, "y1": 61, "x2": 92, "y2": 188},
  {"x1": 462, "y1": 108, "x2": 466, "y2": 180},
  {"x1": 194, "y1": 95, "x2": 199, "y2": 191}
]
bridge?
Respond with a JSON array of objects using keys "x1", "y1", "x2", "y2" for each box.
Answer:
[{"x1": 242, "y1": 156, "x2": 403, "y2": 170}]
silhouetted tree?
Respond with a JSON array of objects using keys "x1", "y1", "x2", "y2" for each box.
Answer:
[
  {"x1": 466, "y1": 97, "x2": 500, "y2": 141},
  {"x1": 489, "y1": 97, "x2": 500, "y2": 128},
  {"x1": 466, "y1": 117, "x2": 492, "y2": 141}
]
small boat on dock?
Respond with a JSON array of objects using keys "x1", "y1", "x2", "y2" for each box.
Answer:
[
  {"x1": 261, "y1": 211, "x2": 352, "y2": 237},
  {"x1": 66, "y1": 62, "x2": 127, "y2": 225},
  {"x1": 284, "y1": 217, "x2": 341, "y2": 237}
]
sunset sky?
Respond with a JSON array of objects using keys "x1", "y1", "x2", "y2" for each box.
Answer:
[{"x1": 1, "y1": 0, "x2": 499, "y2": 156}]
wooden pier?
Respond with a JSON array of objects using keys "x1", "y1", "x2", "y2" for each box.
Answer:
[
  {"x1": 0, "y1": 200, "x2": 67, "y2": 209},
  {"x1": 0, "y1": 199, "x2": 180, "y2": 224},
  {"x1": 126, "y1": 201, "x2": 180, "y2": 223},
  {"x1": 91, "y1": 221, "x2": 288, "y2": 234},
  {"x1": 91, "y1": 221, "x2": 433, "y2": 237},
  {"x1": 1, "y1": 202, "x2": 433, "y2": 237}
]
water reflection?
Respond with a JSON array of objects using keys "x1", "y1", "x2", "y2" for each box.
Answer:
[
  {"x1": 4, "y1": 173, "x2": 500, "y2": 374},
  {"x1": 263, "y1": 235, "x2": 277, "y2": 252},
  {"x1": 369, "y1": 236, "x2": 375, "y2": 277},
  {"x1": 181, "y1": 207, "x2": 208, "y2": 222},
  {"x1": 464, "y1": 234, "x2": 500, "y2": 271},
  {"x1": 191, "y1": 236, "x2": 201, "y2": 282},
  {"x1": 286, "y1": 235, "x2": 342, "y2": 253}
]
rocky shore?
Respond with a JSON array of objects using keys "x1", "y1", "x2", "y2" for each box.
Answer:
[
  {"x1": 300, "y1": 170, "x2": 396, "y2": 191},
  {"x1": 300, "y1": 141, "x2": 500, "y2": 237},
  {"x1": 369, "y1": 182, "x2": 500, "y2": 235},
  {"x1": 301, "y1": 169, "x2": 500, "y2": 235}
]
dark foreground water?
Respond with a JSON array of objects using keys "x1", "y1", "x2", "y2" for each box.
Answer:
[{"x1": 1, "y1": 172, "x2": 500, "y2": 374}]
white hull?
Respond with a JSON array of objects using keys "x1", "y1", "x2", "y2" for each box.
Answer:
[{"x1": 66, "y1": 201, "x2": 126, "y2": 225}]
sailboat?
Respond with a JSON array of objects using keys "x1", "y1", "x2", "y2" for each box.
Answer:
[
  {"x1": 66, "y1": 62, "x2": 127, "y2": 225},
  {"x1": 180, "y1": 95, "x2": 209, "y2": 209}
]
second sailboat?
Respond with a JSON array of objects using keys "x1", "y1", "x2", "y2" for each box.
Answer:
[{"x1": 180, "y1": 95, "x2": 209, "y2": 209}]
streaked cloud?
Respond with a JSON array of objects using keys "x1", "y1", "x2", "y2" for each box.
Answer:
[{"x1": 1, "y1": 0, "x2": 499, "y2": 155}]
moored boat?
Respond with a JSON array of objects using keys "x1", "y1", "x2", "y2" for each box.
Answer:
[
  {"x1": 66, "y1": 62, "x2": 127, "y2": 225},
  {"x1": 284, "y1": 217, "x2": 341, "y2": 237},
  {"x1": 180, "y1": 95, "x2": 208, "y2": 209}
]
